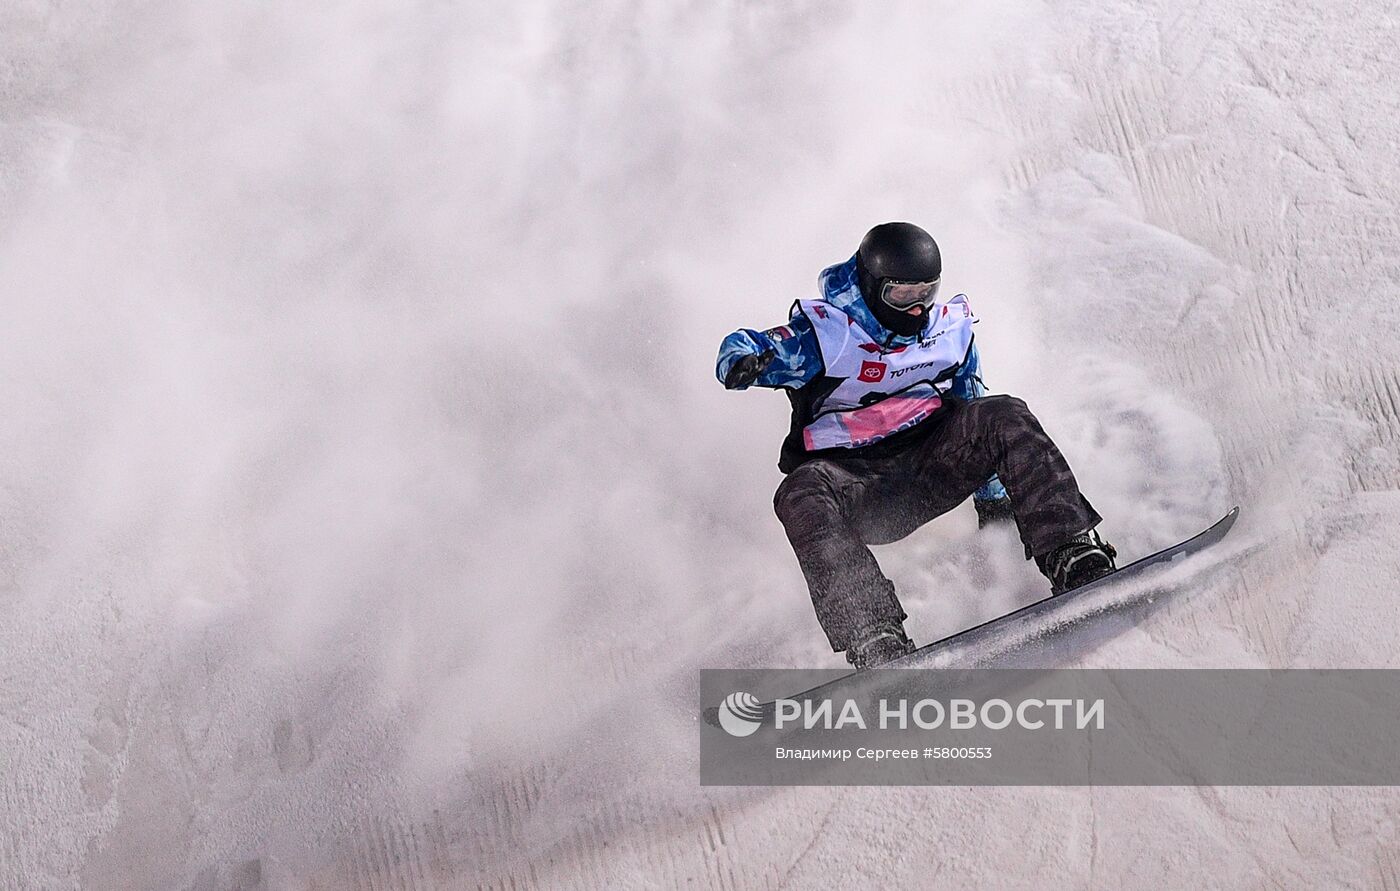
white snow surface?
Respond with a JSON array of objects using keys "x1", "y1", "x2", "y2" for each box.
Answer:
[{"x1": 2, "y1": 1, "x2": 1399, "y2": 888}]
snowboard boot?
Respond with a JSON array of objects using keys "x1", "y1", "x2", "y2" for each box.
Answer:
[
  {"x1": 1036, "y1": 528, "x2": 1118, "y2": 595},
  {"x1": 846, "y1": 621, "x2": 915, "y2": 670}
]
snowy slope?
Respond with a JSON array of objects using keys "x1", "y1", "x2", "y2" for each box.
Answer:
[{"x1": 2, "y1": 1, "x2": 1399, "y2": 888}]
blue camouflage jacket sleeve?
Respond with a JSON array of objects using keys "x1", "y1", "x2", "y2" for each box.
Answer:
[
  {"x1": 715, "y1": 312, "x2": 822, "y2": 390},
  {"x1": 950, "y1": 343, "x2": 1010, "y2": 503}
]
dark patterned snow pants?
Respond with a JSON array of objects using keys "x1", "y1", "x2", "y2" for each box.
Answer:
[{"x1": 773, "y1": 395, "x2": 1101, "y2": 652}]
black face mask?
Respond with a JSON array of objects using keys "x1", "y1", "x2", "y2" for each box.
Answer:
[{"x1": 858, "y1": 277, "x2": 928, "y2": 337}]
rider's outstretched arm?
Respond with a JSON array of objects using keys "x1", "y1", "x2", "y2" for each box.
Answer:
[{"x1": 716, "y1": 315, "x2": 822, "y2": 390}]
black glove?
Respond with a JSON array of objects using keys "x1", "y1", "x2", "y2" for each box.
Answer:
[
  {"x1": 723, "y1": 349, "x2": 775, "y2": 389},
  {"x1": 975, "y1": 496, "x2": 1015, "y2": 529}
]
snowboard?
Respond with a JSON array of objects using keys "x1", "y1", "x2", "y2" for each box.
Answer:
[{"x1": 703, "y1": 507, "x2": 1240, "y2": 728}]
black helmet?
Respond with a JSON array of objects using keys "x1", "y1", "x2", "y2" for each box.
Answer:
[{"x1": 855, "y1": 222, "x2": 942, "y2": 336}]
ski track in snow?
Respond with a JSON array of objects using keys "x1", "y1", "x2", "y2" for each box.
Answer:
[{"x1": 3, "y1": 1, "x2": 1400, "y2": 889}]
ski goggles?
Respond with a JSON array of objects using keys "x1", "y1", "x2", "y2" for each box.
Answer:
[{"x1": 879, "y1": 277, "x2": 941, "y2": 310}]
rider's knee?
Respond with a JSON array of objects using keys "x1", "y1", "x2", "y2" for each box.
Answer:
[
  {"x1": 773, "y1": 460, "x2": 844, "y2": 522},
  {"x1": 979, "y1": 393, "x2": 1029, "y2": 417}
]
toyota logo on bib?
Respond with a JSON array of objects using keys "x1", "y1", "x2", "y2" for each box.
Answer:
[{"x1": 859, "y1": 360, "x2": 887, "y2": 382}]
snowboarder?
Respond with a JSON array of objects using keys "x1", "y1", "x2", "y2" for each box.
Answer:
[{"x1": 716, "y1": 222, "x2": 1117, "y2": 669}]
